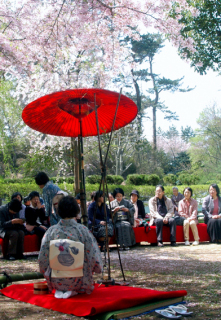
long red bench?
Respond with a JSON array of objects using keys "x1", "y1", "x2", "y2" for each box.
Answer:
[
  {"x1": 0, "y1": 224, "x2": 210, "y2": 258},
  {"x1": 109, "y1": 223, "x2": 210, "y2": 245}
]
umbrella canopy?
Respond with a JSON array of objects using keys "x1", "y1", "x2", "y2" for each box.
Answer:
[{"x1": 22, "y1": 88, "x2": 138, "y2": 137}]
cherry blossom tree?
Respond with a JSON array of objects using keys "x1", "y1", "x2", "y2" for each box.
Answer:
[{"x1": 0, "y1": 0, "x2": 197, "y2": 97}]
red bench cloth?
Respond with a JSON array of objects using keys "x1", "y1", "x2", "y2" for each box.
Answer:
[
  {"x1": 109, "y1": 223, "x2": 210, "y2": 245},
  {"x1": 0, "y1": 224, "x2": 210, "y2": 257},
  {"x1": 0, "y1": 283, "x2": 187, "y2": 317}
]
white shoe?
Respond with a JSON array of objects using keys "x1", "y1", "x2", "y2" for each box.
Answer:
[
  {"x1": 185, "y1": 241, "x2": 190, "y2": 246},
  {"x1": 54, "y1": 290, "x2": 63, "y2": 299},
  {"x1": 192, "y1": 241, "x2": 199, "y2": 246}
]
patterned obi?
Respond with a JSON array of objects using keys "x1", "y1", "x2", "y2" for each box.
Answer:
[{"x1": 49, "y1": 239, "x2": 84, "y2": 278}]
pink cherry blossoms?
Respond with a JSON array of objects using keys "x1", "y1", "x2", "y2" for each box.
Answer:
[{"x1": 0, "y1": 0, "x2": 197, "y2": 100}]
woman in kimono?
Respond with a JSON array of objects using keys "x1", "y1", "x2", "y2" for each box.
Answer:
[
  {"x1": 110, "y1": 188, "x2": 136, "y2": 250},
  {"x1": 38, "y1": 195, "x2": 102, "y2": 299}
]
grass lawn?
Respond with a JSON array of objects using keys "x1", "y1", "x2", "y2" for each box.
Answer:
[{"x1": 0, "y1": 242, "x2": 221, "y2": 319}]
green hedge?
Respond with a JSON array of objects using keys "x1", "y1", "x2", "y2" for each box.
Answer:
[
  {"x1": 86, "y1": 175, "x2": 124, "y2": 185},
  {"x1": 126, "y1": 174, "x2": 160, "y2": 186},
  {"x1": 0, "y1": 182, "x2": 211, "y2": 203}
]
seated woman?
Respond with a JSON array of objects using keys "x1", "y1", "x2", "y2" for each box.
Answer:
[
  {"x1": 110, "y1": 188, "x2": 136, "y2": 250},
  {"x1": 25, "y1": 191, "x2": 47, "y2": 241},
  {"x1": 130, "y1": 190, "x2": 145, "y2": 227},
  {"x1": 88, "y1": 191, "x2": 113, "y2": 251},
  {"x1": 38, "y1": 195, "x2": 103, "y2": 299},
  {"x1": 202, "y1": 183, "x2": 221, "y2": 243},
  {"x1": 178, "y1": 187, "x2": 199, "y2": 246}
]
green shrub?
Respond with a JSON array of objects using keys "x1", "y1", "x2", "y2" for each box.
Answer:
[
  {"x1": 178, "y1": 173, "x2": 200, "y2": 185},
  {"x1": 127, "y1": 174, "x2": 147, "y2": 185},
  {"x1": 86, "y1": 175, "x2": 101, "y2": 184},
  {"x1": 163, "y1": 174, "x2": 177, "y2": 185},
  {"x1": 147, "y1": 174, "x2": 160, "y2": 186},
  {"x1": 111, "y1": 175, "x2": 124, "y2": 184}
]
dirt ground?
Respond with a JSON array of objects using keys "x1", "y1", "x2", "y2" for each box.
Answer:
[{"x1": 0, "y1": 242, "x2": 221, "y2": 320}]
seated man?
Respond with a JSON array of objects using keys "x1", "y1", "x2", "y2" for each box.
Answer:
[
  {"x1": 149, "y1": 185, "x2": 176, "y2": 247},
  {"x1": 38, "y1": 195, "x2": 103, "y2": 299},
  {"x1": 0, "y1": 199, "x2": 25, "y2": 260},
  {"x1": 171, "y1": 187, "x2": 184, "y2": 225}
]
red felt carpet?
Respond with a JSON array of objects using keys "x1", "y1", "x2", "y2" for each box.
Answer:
[{"x1": 0, "y1": 283, "x2": 187, "y2": 317}]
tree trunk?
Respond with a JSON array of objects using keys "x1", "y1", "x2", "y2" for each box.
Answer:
[{"x1": 149, "y1": 57, "x2": 158, "y2": 167}]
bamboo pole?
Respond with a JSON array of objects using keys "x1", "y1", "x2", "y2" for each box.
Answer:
[{"x1": 0, "y1": 272, "x2": 44, "y2": 288}]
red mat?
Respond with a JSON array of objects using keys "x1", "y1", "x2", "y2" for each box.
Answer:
[{"x1": 0, "y1": 283, "x2": 187, "y2": 317}]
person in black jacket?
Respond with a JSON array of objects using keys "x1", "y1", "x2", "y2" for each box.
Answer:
[
  {"x1": 130, "y1": 190, "x2": 145, "y2": 227},
  {"x1": 25, "y1": 191, "x2": 47, "y2": 241},
  {"x1": 0, "y1": 199, "x2": 25, "y2": 260}
]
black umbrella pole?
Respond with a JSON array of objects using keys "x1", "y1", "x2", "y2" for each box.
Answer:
[
  {"x1": 79, "y1": 120, "x2": 88, "y2": 227},
  {"x1": 0, "y1": 272, "x2": 44, "y2": 287}
]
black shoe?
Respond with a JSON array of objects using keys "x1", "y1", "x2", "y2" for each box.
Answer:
[
  {"x1": 157, "y1": 242, "x2": 164, "y2": 247},
  {"x1": 7, "y1": 255, "x2": 16, "y2": 261},
  {"x1": 16, "y1": 254, "x2": 26, "y2": 260},
  {"x1": 171, "y1": 242, "x2": 177, "y2": 247}
]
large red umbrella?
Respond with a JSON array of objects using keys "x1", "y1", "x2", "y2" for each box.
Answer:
[
  {"x1": 22, "y1": 88, "x2": 138, "y2": 137},
  {"x1": 22, "y1": 88, "x2": 138, "y2": 283},
  {"x1": 22, "y1": 88, "x2": 138, "y2": 227}
]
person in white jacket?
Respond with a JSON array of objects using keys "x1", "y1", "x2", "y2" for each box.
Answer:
[{"x1": 149, "y1": 185, "x2": 176, "y2": 247}]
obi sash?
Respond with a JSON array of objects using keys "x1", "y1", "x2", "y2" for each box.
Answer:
[{"x1": 49, "y1": 239, "x2": 84, "y2": 278}]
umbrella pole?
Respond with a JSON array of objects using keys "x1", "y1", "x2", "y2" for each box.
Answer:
[{"x1": 79, "y1": 118, "x2": 87, "y2": 227}]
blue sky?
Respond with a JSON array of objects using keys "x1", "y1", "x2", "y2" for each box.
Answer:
[{"x1": 143, "y1": 41, "x2": 221, "y2": 139}]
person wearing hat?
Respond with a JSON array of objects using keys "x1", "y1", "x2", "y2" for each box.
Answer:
[
  {"x1": 110, "y1": 188, "x2": 136, "y2": 250},
  {"x1": 38, "y1": 195, "x2": 103, "y2": 298},
  {"x1": 130, "y1": 190, "x2": 145, "y2": 227}
]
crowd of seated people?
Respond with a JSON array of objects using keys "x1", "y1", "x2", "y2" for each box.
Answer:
[{"x1": 1, "y1": 170, "x2": 221, "y2": 261}]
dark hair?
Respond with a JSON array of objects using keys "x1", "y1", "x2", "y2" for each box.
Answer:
[
  {"x1": 183, "y1": 187, "x2": 193, "y2": 197},
  {"x1": 11, "y1": 192, "x2": 23, "y2": 202},
  {"x1": 209, "y1": 184, "x2": 220, "y2": 197},
  {"x1": 28, "y1": 191, "x2": 40, "y2": 200},
  {"x1": 156, "y1": 185, "x2": 164, "y2": 192},
  {"x1": 35, "y1": 172, "x2": 49, "y2": 186},
  {"x1": 8, "y1": 199, "x2": 22, "y2": 212},
  {"x1": 75, "y1": 193, "x2": 81, "y2": 200},
  {"x1": 91, "y1": 191, "x2": 96, "y2": 200},
  {"x1": 113, "y1": 188, "x2": 124, "y2": 198},
  {"x1": 95, "y1": 190, "x2": 104, "y2": 202},
  {"x1": 24, "y1": 196, "x2": 30, "y2": 204},
  {"x1": 58, "y1": 196, "x2": 80, "y2": 219}
]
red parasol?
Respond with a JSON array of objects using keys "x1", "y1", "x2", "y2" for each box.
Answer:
[
  {"x1": 22, "y1": 88, "x2": 138, "y2": 137},
  {"x1": 22, "y1": 88, "x2": 138, "y2": 229},
  {"x1": 22, "y1": 88, "x2": 138, "y2": 282}
]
